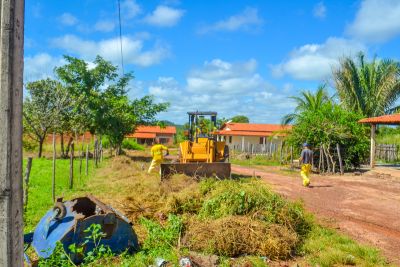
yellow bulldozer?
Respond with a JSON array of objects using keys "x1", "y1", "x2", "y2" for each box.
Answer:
[{"x1": 161, "y1": 111, "x2": 231, "y2": 179}]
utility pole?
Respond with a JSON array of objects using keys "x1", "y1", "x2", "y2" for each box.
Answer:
[{"x1": 0, "y1": 0, "x2": 25, "y2": 266}]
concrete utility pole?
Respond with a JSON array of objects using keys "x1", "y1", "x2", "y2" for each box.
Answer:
[{"x1": 0, "y1": 0, "x2": 25, "y2": 266}]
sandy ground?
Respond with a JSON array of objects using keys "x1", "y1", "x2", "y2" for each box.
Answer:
[{"x1": 231, "y1": 165, "x2": 400, "y2": 266}]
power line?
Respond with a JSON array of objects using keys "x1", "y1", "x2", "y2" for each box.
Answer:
[{"x1": 117, "y1": 0, "x2": 124, "y2": 76}]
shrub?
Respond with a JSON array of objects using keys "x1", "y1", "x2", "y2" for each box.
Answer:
[
  {"x1": 23, "y1": 137, "x2": 38, "y2": 152},
  {"x1": 286, "y1": 103, "x2": 369, "y2": 169},
  {"x1": 101, "y1": 136, "x2": 110, "y2": 149},
  {"x1": 121, "y1": 139, "x2": 145, "y2": 151}
]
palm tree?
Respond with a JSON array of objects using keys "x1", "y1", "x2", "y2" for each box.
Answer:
[
  {"x1": 282, "y1": 84, "x2": 331, "y2": 125},
  {"x1": 333, "y1": 52, "x2": 400, "y2": 117}
]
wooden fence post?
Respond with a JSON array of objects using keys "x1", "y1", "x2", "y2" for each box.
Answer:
[
  {"x1": 100, "y1": 139, "x2": 103, "y2": 162},
  {"x1": 69, "y1": 142, "x2": 74, "y2": 189},
  {"x1": 337, "y1": 143, "x2": 344, "y2": 175},
  {"x1": 52, "y1": 132, "x2": 56, "y2": 202},
  {"x1": 23, "y1": 157, "x2": 33, "y2": 211},
  {"x1": 290, "y1": 146, "x2": 293, "y2": 168},
  {"x1": 318, "y1": 146, "x2": 322, "y2": 173},
  {"x1": 86, "y1": 144, "x2": 89, "y2": 176},
  {"x1": 0, "y1": 0, "x2": 25, "y2": 264},
  {"x1": 94, "y1": 138, "x2": 98, "y2": 167}
]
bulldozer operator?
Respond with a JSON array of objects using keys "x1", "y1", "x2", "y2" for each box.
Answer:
[{"x1": 148, "y1": 139, "x2": 169, "y2": 174}]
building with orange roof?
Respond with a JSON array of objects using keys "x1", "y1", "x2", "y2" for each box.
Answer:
[
  {"x1": 218, "y1": 122, "x2": 292, "y2": 153},
  {"x1": 126, "y1": 125, "x2": 176, "y2": 145}
]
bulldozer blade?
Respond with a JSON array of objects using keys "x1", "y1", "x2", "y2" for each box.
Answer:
[{"x1": 160, "y1": 162, "x2": 231, "y2": 180}]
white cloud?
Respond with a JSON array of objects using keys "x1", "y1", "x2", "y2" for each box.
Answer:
[
  {"x1": 24, "y1": 53, "x2": 65, "y2": 82},
  {"x1": 143, "y1": 5, "x2": 185, "y2": 27},
  {"x1": 347, "y1": 0, "x2": 400, "y2": 43},
  {"x1": 187, "y1": 58, "x2": 263, "y2": 94},
  {"x1": 94, "y1": 20, "x2": 116, "y2": 32},
  {"x1": 199, "y1": 7, "x2": 263, "y2": 34},
  {"x1": 141, "y1": 59, "x2": 293, "y2": 124},
  {"x1": 271, "y1": 37, "x2": 366, "y2": 80},
  {"x1": 313, "y1": 2, "x2": 327, "y2": 19},
  {"x1": 58, "y1": 13, "x2": 78, "y2": 26},
  {"x1": 51, "y1": 34, "x2": 169, "y2": 67},
  {"x1": 121, "y1": 0, "x2": 142, "y2": 19}
]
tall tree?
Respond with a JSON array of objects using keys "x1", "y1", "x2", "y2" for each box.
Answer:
[
  {"x1": 23, "y1": 79, "x2": 69, "y2": 157},
  {"x1": 55, "y1": 55, "x2": 169, "y2": 153},
  {"x1": 282, "y1": 84, "x2": 331, "y2": 125},
  {"x1": 55, "y1": 55, "x2": 126, "y2": 135},
  {"x1": 230, "y1": 115, "x2": 249, "y2": 123},
  {"x1": 333, "y1": 52, "x2": 400, "y2": 117}
]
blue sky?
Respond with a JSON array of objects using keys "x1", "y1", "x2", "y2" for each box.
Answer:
[{"x1": 24, "y1": 0, "x2": 400, "y2": 124}]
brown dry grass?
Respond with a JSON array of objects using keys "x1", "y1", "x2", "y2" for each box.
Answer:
[{"x1": 183, "y1": 215, "x2": 298, "y2": 259}]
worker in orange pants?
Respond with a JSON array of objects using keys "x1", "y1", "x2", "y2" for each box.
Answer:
[
  {"x1": 299, "y1": 143, "x2": 313, "y2": 187},
  {"x1": 148, "y1": 140, "x2": 169, "y2": 174}
]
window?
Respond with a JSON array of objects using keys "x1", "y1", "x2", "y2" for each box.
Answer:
[
  {"x1": 159, "y1": 138, "x2": 169, "y2": 144},
  {"x1": 259, "y1": 137, "x2": 264, "y2": 144},
  {"x1": 229, "y1": 136, "x2": 232, "y2": 143}
]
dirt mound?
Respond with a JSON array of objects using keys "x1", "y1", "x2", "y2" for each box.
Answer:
[{"x1": 183, "y1": 216, "x2": 298, "y2": 259}]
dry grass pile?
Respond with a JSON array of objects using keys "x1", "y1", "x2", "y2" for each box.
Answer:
[
  {"x1": 85, "y1": 154, "x2": 311, "y2": 260},
  {"x1": 162, "y1": 184, "x2": 203, "y2": 215},
  {"x1": 198, "y1": 179, "x2": 312, "y2": 238},
  {"x1": 183, "y1": 216, "x2": 298, "y2": 259}
]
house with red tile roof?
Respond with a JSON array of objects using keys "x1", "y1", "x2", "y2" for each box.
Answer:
[
  {"x1": 218, "y1": 123, "x2": 292, "y2": 153},
  {"x1": 126, "y1": 125, "x2": 176, "y2": 145}
]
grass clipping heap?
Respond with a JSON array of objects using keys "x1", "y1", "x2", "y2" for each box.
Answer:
[
  {"x1": 163, "y1": 178, "x2": 311, "y2": 259},
  {"x1": 183, "y1": 216, "x2": 298, "y2": 258},
  {"x1": 107, "y1": 158, "x2": 312, "y2": 261}
]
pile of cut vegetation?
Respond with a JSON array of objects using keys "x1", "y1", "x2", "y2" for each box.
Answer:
[
  {"x1": 116, "y1": 169, "x2": 312, "y2": 262},
  {"x1": 162, "y1": 178, "x2": 312, "y2": 260}
]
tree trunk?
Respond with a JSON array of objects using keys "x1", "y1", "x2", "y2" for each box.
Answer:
[
  {"x1": 60, "y1": 133, "x2": 65, "y2": 158},
  {"x1": 38, "y1": 138, "x2": 44, "y2": 158},
  {"x1": 65, "y1": 136, "x2": 73, "y2": 158}
]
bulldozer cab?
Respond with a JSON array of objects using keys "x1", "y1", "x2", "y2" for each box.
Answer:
[
  {"x1": 160, "y1": 111, "x2": 231, "y2": 180},
  {"x1": 187, "y1": 111, "x2": 218, "y2": 142}
]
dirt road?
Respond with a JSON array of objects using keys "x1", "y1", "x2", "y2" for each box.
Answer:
[{"x1": 232, "y1": 165, "x2": 400, "y2": 265}]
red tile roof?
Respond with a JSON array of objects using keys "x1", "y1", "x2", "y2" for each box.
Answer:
[
  {"x1": 218, "y1": 123, "x2": 292, "y2": 137},
  {"x1": 126, "y1": 125, "x2": 176, "y2": 138},
  {"x1": 135, "y1": 125, "x2": 176, "y2": 134},
  {"x1": 128, "y1": 132, "x2": 156, "y2": 139},
  {"x1": 359, "y1": 114, "x2": 400, "y2": 124}
]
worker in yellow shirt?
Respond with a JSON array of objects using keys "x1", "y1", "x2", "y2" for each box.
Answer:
[
  {"x1": 148, "y1": 140, "x2": 169, "y2": 174},
  {"x1": 299, "y1": 143, "x2": 313, "y2": 187}
]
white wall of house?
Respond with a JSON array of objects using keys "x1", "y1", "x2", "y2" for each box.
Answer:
[{"x1": 221, "y1": 135, "x2": 284, "y2": 153}]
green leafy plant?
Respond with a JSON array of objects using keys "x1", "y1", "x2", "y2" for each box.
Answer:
[
  {"x1": 37, "y1": 224, "x2": 113, "y2": 266},
  {"x1": 140, "y1": 214, "x2": 183, "y2": 257},
  {"x1": 121, "y1": 138, "x2": 145, "y2": 151}
]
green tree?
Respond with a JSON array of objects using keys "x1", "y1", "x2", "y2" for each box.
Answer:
[
  {"x1": 333, "y1": 52, "x2": 400, "y2": 117},
  {"x1": 282, "y1": 85, "x2": 331, "y2": 125},
  {"x1": 286, "y1": 103, "x2": 369, "y2": 169},
  {"x1": 55, "y1": 55, "x2": 127, "y2": 135},
  {"x1": 55, "y1": 55, "x2": 169, "y2": 153},
  {"x1": 230, "y1": 115, "x2": 250, "y2": 123},
  {"x1": 23, "y1": 79, "x2": 70, "y2": 157}
]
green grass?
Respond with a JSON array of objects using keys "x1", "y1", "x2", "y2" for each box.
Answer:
[
  {"x1": 230, "y1": 155, "x2": 281, "y2": 167},
  {"x1": 377, "y1": 133, "x2": 400, "y2": 145},
  {"x1": 23, "y1": 157, "x2": 103, "y2": 231},
  {"x1": 301, "y1": 225, "x2": 390, "y2": 267},
  {"x1": 24, "y1": 155, "x2": 391, "y2": 266}
]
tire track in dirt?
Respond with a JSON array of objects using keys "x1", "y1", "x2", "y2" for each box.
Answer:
[{"x1": 231, "y1": 165, "x2": 400, "y2": 265}]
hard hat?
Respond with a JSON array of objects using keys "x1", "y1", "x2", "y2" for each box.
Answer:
[{"x1": 303, "y1": 143, "x2": 309, "y2": 147}]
